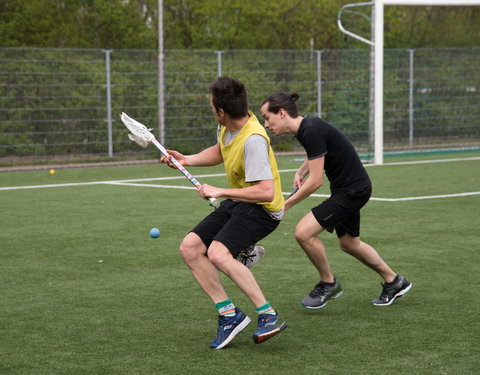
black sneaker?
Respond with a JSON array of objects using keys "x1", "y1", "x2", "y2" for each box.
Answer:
[
  {"x1": 371, "y1": 275, "x2": 412, "y2": 306},
  {"x1": 300, "y1": 278, "x2": 343, "y2": 309},
  {"x1": 236, "y1": 245, "x2": 265, "y2": 269}
]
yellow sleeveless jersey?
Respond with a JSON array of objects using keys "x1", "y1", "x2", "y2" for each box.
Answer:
[{"x1": 219, "y1": 112, "x2": 284, "y2": 212}]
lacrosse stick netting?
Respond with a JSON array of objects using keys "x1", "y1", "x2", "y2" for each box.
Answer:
[{"x1": 120, "y1": 112, "x2": 220, "y2": 208}]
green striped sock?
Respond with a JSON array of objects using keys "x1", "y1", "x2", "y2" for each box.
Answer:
[
  {"x1": 215, "y1": 299, "x2": 236, "y2": 317},
  {"x1": 256, "y1": 302, "x2": 276, "y2": 315}
]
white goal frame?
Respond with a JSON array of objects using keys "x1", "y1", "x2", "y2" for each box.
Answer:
[{"x1": 339, "y1": 0, "x2": 480, "y2": 164}]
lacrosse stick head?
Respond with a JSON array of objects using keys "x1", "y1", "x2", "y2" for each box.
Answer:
[{"x1": 121, "y1": 112, "x2": 155, "y2": 148}]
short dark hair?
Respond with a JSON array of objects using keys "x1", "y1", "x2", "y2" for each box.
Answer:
[
  {"x1": 262, "y1": 92, "x2": 300, "y2": 118},
  {"x1": 209, "y1": 76, "x2": 248, "y2": 119}
]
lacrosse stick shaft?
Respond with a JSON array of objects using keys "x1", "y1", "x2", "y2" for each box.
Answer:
[
  {"x1": 120, "y1": 112, "x2": 219, "y2": 208},
  {"x1": 151, "y1": 139, "x2": 220, "y2": 208},
  {"x1": 287, "y1": 186, "x2": 299, "y2": 199}
]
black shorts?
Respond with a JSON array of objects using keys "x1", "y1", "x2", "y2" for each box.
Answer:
[
  {"x1": 311, "y1": 185, "x2": 372, "y2": 238},
  {"x1": 191, "y1": 199, "x2": 280, "y2": 258}
]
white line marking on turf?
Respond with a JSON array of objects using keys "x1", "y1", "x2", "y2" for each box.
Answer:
[
  {"x1": 90, "y1": 181, "x2": 480, "y2": 202},
  {"x1": 104, "y1": 181, "x2": 196, "y2": 190},
  {"x1": 112, "y1": 173, "x2": 227, "y2": 183},
  {"x1": 2, "y1": 178, "x2": 479, "y2": 202},
  {"x1": 367, "y1": 191, "x2": 480, "y2": 201},
  {"x1": 370, "y1": 156, "x2": 480, "y2": 166},
  {"x1": 0, "y1": 181, "x2": 103, "y2": 190},
  {"x1": 291, "y1": 156, "x2": 480, "y2": 166},
  {"x1": 300, "y1": 192, "x2": 480, "y2": 201},
  {"x1": 1, "y1": 158, "x2": 479, "y2": 201},
  {"x1": 0, "y1": 173, "x2": 229, "y2": 191}
]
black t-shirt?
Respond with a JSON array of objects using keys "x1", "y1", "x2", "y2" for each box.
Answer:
[{"x1": 295, "y1": 116, "x2": 371, "y2": 192}]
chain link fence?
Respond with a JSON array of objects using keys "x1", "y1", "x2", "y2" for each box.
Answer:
[{"x1": 1, "y1": 47, "x2": 479, "y2": 165}]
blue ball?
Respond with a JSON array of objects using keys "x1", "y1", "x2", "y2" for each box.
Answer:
[{"x1": 150, "y1": 228, "x2": 160, "y2": 238}]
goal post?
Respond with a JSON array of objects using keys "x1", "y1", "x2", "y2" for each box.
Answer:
[{"x1": 338, "y1": 0, "x2": 480, "y2": 165}]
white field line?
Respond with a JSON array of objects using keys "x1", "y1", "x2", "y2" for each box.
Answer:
[
  {"x1": 0, "y1": 181, "x2": 103, "y2": 190},
  {"x1": 368, "y1": 191, "x2": 480, "y2": 202},
  {"x1": 1, "y1": 158, "x2": 479, "y2": 201},
  {"x1": 104, "y1": 181, "x2": 196, "y2": 190},
  {"x1": 104, "y1": 182, "x2": 480, "y2": 202},
  {"x1": 369, "y1": 156, "x2": 480, "y2": 166},
  {"x1": 0, "y1": 174, "x2": 227, "y2": 191}
]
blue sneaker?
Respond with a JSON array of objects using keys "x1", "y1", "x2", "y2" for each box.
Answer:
[
  {"x1": 252, "y1": 313, "x2": 287, "y2": 344},
  {"x1": 210, "y1": 308, "x2": 251, "y2": 349}
]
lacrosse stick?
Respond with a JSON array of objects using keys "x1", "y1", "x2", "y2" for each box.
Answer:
[
  {"x1": 287, "y1": 186, "x2": 299, "y2": 199},
  {"x1": 120, "y1": 112, "x2": 220, "y2": 208}
]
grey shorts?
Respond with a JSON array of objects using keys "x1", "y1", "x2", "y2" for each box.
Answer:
[
  {"x1": 311, "y1": 185, "x2": 372, "y2": 238},
  {"x1": 191, "y1": 199, "x2": 280, "y2": 258}
]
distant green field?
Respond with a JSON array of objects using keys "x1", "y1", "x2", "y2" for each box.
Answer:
[{"x1": 1, "y1": 153, "x2": 479, "y2": 375}]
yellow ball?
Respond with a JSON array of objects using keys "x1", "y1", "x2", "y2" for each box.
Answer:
[{"x1": 49, "y1": 169, "x2": 56, "y2": 175}]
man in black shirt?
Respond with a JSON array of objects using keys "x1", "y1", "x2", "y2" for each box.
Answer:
[{"x1": 261, "y1": 92, "x2": 412, "y2": 308}]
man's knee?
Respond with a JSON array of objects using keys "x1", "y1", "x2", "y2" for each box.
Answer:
[
  {"x1": 294, "y1": 224, "x2": 311, "y2": 245},
  {"x1": 339, "y1": 235, "x2": 360, "y2": 253},
  {"x1": 207, "y1": 242, "x2": 233, "y2": 270},
  {"x1": 179, "y1": 233, "x2": 205, "y2": 262},
  {"x1": 294, "y1": 212, "x2": 324, "y2": 245}
]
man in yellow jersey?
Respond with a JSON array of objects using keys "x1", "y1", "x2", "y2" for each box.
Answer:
[{"x1": 160, "y1": 77, "x2": 287, "y2": 349}]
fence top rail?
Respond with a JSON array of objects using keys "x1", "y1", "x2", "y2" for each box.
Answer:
[{"x1": 1, "y1": 47, "x2": 479, "y2": 53}]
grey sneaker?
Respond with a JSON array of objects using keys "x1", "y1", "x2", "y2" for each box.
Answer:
[
  {"x1": 301, "y1": 278, "x2": 343, "y2": 309},
  {"x1": 236, "y1": 245, "x2": 265, "y2": 269},
  {"x1": 371, "y1": 275, "x2": 412, "y2": 306}
]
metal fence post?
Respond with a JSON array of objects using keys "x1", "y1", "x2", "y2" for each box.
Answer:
[
  {"x1": 104, "y1": 49, "x2": 113, "y2": 157},
  {"x1": 316, "y1": 50, "x2": 323, "y2": 117},
  {"x1": 215, "y1": 50, "x2": 223, "y2": 77},
  {"x1": 369, "y1": 5, "x2": 375, "y2": 156},
  {"x1": 409, "y1": 48, "x2": 415, "y2": 147},
  {"x1": 158, "y1": 0, "x2": 165, "y2": 146}
]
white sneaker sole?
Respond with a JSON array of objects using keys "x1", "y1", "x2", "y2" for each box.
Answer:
[
  {"x1": 301, "y1": 290, "x2": 344, "y2": 310},
  {"x1": 213, "y1": 316, "x2": 251, "y2": 349},
  {"x1": 372, "y1": 282, "x2": 413, "y2": 306}
]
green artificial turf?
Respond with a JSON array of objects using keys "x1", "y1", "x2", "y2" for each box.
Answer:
[{"x1": 1, "y1": 153, "x2": 479, "y2": 375}]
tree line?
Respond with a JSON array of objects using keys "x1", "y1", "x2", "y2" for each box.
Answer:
[{"x1": 1, "y1": 0, "x2": 478, "y2": 50}]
